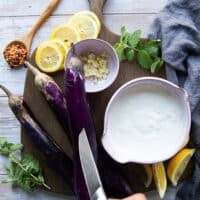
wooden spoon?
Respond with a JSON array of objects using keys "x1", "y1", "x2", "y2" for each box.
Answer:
[{"x1": 3, "y1": 0, "x2": 60, "y2": 67}]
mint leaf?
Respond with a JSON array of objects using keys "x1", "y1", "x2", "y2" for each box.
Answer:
[
  {"x1": 125, "y1": 49, "x2": 135, "y2": 61},
  {"x1": 136, "y1": 41, "x2": 143, "y2": 50},
  {"x1": 0, "y1": 137, "x2": 6, "y2": 146},
  {"x1": 128, "y1": 30, "x2": 142, "y2": 48},
  {"x1": 5, "y1": 163, "x2": 15, "y2": 177},
  {"x1": 114, "y1": 26, "x2": 164, "y2": 74},
  {"x1": 122, "y1": 33, "x2": 131, "y2": 44},
  {"x1": 114, "y1": 43, "x2": 126, "y2": 61},
  {"x1": 121, "y1": 26, "x2": 126, "y2": 36},
  {"x1": 21, "y1": 154, "x2": 40, "y2": 174},
  {"x1": 0, "y1": 137, "x2": 49, "y2": 192},
  {"x1": 9, "y1": 153, "x2": 20, "y2": 163},
  {"x1": 137, "y1": 50, "x2": 153, "y2": 69},
  {"x1": 0, "y1": 137, "x2": 23, "y2": 156},
  {"x1": 144, "y1": 40, "x2": 160, "y2": 58},
  {"x1": 1, "y1": 177, "x2": 17, "y2": 183},
  {"x1": 120, "y1": 26, "x2": 126, "y2": 43},
  {"x1": 4, "y1": 153, "x2": 49, "y2": 192},
  {"x1": 151, "y1": 58, "x2": 164, "y2": 73}
]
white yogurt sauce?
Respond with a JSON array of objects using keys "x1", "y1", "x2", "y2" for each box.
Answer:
[{"x1": 102, "y1": 84, "x2": 185, "y2": 163}]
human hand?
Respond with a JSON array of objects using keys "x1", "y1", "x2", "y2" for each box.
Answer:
[{"x1": 122, "y1": 193, "x2": 147, "y2": 200}]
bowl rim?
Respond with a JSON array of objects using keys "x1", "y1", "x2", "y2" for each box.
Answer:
[
  {"x1": 102, "y1": 76, "x2": 191, "y2": 164},
  {"x1": 64, "y1": 38, "x2": 120, "y2": 93}
]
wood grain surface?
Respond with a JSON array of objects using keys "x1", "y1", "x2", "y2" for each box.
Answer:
[
  {"x1": 23, "y1": 0, "x2": 165, "y2": 196},
  {"x1": 0, "y1": 0, "x2": 175, "y2": 199}
]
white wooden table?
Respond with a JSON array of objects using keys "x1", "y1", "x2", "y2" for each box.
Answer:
[{"x1": 0, "y1": 0, "x2": 178, "y2": 199}]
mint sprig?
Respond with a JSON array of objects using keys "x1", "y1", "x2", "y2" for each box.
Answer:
[
  {"x1": 0, "y1": 137, "x2": 50, "y2": 192},
  {"x1": 0, "y1": 137, "x2": 23, "y2": 156},
  {"x1": 114, "y1": 26, "x2": 164, "y2": 73}
]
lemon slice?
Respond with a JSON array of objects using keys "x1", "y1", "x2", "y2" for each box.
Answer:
[
  {"x1": 71, "y1": 10, "x2": 101, "y2": 33},
  {"x1": 143, "y1": 164, "x2": 153, "y2": 188},
  {"x1": 35, "y1": 41, "x2": 64, "y2": 73},
  {"x1": 152, "y1": 162, "x2": 167, "y2": 199},
  {"x1": 67, "y1": 15, "x2": 98, "y2": 39},
  {"x1": 167, "y1": 148, "x2": 195, "y2": 186},
  {"x1": 50, "y1": 39, "x2": 70, "y2": 70},
  {"x1": 49, "y1": 24, "x2": 81, "y2": 45}
]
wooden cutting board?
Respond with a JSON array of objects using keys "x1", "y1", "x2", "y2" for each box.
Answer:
[{"x1": 22, "y1": 0, "x2": 166, "y2": 195}]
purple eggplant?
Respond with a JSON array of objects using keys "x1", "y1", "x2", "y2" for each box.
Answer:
[
  {"x1": 24, "y1": 61, "x2": 71, "y2": 142},
  {"x1": 64, "y1": 56, "x2": 133, "y2": 199},
  {"x1": 99, "y1": 146, "x2": 133, "y2": 198},
  {"x1": 64, "y1": 58, "x2": 97, "y2": 200},
  {"x1": 0, "y1": 84, "x2": 74, "y2": 190}
]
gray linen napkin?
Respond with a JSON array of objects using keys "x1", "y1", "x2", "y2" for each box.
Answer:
[{"x1": 148, "y1": 0, "x2": 200, "y2": 199}]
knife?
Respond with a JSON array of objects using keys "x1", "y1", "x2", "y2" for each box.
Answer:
[{"x1": 79, "y1": 129, "x2": 107, "y2": 200}]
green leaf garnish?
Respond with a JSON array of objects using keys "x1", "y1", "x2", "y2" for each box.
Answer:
[
  {"x1": 125, "y1": 49, "x2": 135, "y2": 61},
  {"x1": 151, "y1": 58, "x2": 164, "y2": 74},
  {"x1": 0, "y1": 137, "x2": 23, "y2": 156},
  {"x1": 114, "y1": 43, "x2": 126, "y2": 61},
  {"x1": 128, "y1": 30, "x2": 141, "y2": 48},
  {"x1": 137, "y1": 50, "x2": 153, "y2": 69},
  {"x1": 0, "y1": 137, "x2": 50, "y2": 192},
  {"x1": 143, "y1": 40, "x2": 160, "y2": 58},
  {"x1": 114, "y1": 27, "x2": 164, "y2": 73}
]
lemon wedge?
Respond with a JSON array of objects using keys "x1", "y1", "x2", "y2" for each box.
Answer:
[
  {"x1": 71, "y1": 10, "x2": 101, "y2": 33},
  {"x1": 49, "y1": 24, "x2": 81, "y2": 45},
  {"x1": 143, "y1": 164, "x2": 153, "y2": 188},
  {"x1": 35, "y1": 41, "x2": 64, "y2": 73},
  {"x1": 167, "y1": 148, "x2": 195, "y2": 186},
  {"x1": 152, "y1": 162, "x2": 167, "y2": 199},
  {"x1": 182, "y1": 136, "x2": 190, "y2": 148},
  {"x1": 67, "y1": 15, "x2": 98, "y2": 39},
  {"x1": 49, "y1": 39, "x2": 70, "y2": 70}
]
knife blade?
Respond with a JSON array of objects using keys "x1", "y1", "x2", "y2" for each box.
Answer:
[{"x1": 79, "y1": 129, "x2": 107, "y2": 200}]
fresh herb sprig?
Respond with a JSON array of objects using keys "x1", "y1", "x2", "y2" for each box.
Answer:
[
  {"x1": 114, "y1": 26, "x2": 164, "y2": 73},
  {"x1": 0, "y1": 137, "x2": 23, "y2": 156},
  {"x1": 0, "y1": 137, "x2": 50, "y2": 192}
]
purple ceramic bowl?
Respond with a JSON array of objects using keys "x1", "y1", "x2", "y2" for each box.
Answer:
[
  {"x1": 65, "y1": 39, "x2": 119, "y2": 93},
  {"x1": 102, "y1": 77, "x2": 191, "y2": 164}
]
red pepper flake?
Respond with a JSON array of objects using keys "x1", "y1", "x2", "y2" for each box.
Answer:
[{"x1": 3, "y1": 41, "x2": 28, "y2": 67}]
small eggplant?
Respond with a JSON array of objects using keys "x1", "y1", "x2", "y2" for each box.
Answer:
[
  {"x1": 64, "y1": 56, "x2": 133, "y2": 199},
  {"x1": 24, "y1": 61, "x2": 71, "y2": 142},
  {"x1": 0, "y1": 84, "x2": 74, "y2": 190}
]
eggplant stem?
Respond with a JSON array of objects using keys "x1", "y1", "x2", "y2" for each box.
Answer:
[
  {"x1": 24, "y1": 61, "x2": 40, "y2": 76},
  {"x1": 71, "y1": 43, "x2": 77, "y2": 57},
  {"x1": 0, "y1": 84, "x2": 12, "y2": 97}
]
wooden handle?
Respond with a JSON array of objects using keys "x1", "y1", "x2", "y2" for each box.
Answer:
[
  {"x1": 88, "y1": 0, "x2": 107, "y2": 21},
  {"x1": 21, "y1": 0, "x2": 60, "y2": 52}
]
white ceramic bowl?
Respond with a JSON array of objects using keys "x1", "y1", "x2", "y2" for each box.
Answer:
[
  {"x1": 102, "y1": 77, "x2": 191, "y2": 164},
  {"x1": 65, "y1": 39, "x2": 119, "y2": 93}
]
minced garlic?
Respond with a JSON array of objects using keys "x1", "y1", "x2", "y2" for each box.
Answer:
[{"x1": 80, "y1": 52, "x2": 109, "y2": 83}]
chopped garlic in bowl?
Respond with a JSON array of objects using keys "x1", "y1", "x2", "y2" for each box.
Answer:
[{"x1": 80, "y1": 52, "x2": 109, "y2": 83}]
